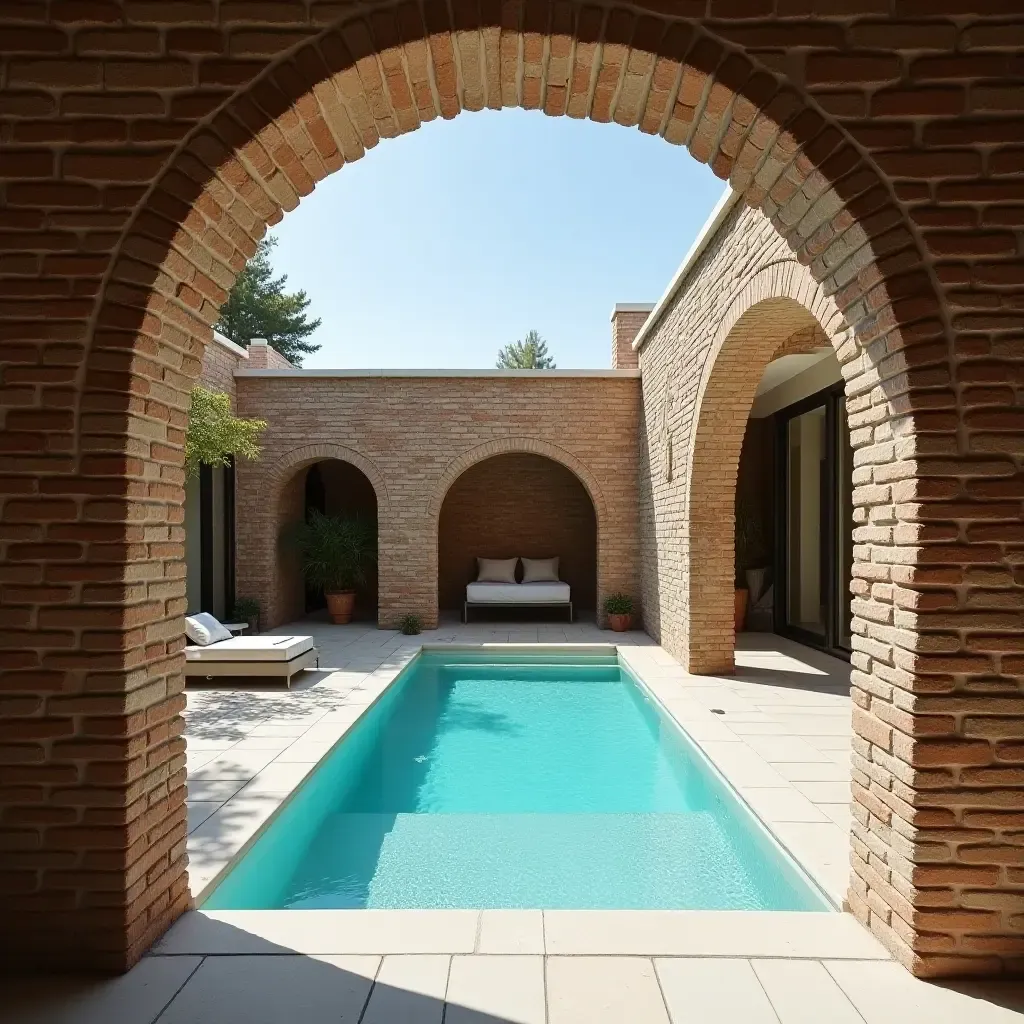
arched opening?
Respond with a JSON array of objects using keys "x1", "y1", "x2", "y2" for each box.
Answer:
[
  {"x1": 437, "y1": 452, "x2": 597, "y2": 622},
  {"x1": 684, "y1": 288, "x2": 850, "y2": 677},
  {"x1": 736, "y1": 342, "x2": 852, "y2": 657},
  {"x1": 277, "y1": 458, "x2": 379, "y2": 625},
  {"x1": 2, "y1": 0, "x2": 1018, "y2": 980}
]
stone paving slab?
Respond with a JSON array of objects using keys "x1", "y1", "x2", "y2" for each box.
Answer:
[{"x1": 7, "y1": 954, "x2": 1022, "y2": 1023}]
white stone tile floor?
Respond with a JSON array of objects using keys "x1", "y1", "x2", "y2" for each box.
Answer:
[{"x1": 7, "y1": 623, "x2": 1024, "y2": 1022}]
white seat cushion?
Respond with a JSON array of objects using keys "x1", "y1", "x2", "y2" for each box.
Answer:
[
  {"x1": 184, "y1": 635, "x2": 315, "y2": 662},
  {"x1": 466, "y1": 582, "x2": 570, "y2": 604}
]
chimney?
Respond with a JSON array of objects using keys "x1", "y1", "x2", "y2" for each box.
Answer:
[
  {"x1": 247, "y1": 337, "x2": 269, "y2": 369},
  {"x1": 610, "y1": 304, "x2": 654, "y2": 369}
]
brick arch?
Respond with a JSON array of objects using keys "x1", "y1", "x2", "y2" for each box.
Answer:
[
  {"x1": 428, "y1": 437, "x2": 607, "y2": 526},
  {"x1": 87, "y1": 5, "x2": 932, "y2": 457},
  {"x1": 427, "y1": 437, "x2": 608, "y2": 623},
  {"x1": 250, "y1": 443, "x2": 389, "y2": 628},
  {"x1": 263, "y1": 443, "x2": 390, "y2": 513},
  {"x1": 3, "y1": 0, "x2": 1023, "y2": 981},
  {"x1": 683, "y1": 267, "x2": 843, "y2": 674}
]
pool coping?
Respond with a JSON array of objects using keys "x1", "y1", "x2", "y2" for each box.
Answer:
[{"x1": 175, "y1": 640, "x2": 879, "y2": 963}]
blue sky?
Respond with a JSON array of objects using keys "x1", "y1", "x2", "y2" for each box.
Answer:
[{"x1": 269, "y1": 109, "x2": 726, "y2": 369}]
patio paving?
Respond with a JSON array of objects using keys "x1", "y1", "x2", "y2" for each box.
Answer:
[{"x1": 5, "y1": 620, "x2": 1023, "y2": 1022}]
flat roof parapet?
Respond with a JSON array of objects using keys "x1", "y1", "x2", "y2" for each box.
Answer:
[{"x1": 234, "y1": 368, "x2": 642, "y2": 378}]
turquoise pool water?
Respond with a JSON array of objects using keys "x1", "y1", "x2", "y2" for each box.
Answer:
[{"x1": 205, "y1": 651, "x2": 828, "y2": 911}]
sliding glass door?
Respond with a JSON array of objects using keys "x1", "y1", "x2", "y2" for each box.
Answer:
[{"x1": 775, "y1": 384, "x2": 852, "y2": 656}]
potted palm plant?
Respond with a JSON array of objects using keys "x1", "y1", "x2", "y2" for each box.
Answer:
[{"x1": 284, "y1": 510, "x2": 377, "y2": 625}]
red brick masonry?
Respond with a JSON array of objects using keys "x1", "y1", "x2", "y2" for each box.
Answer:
[
  {"x1": 232, "y1": 371, "x2": 640, "y2": 632},
  {"x1": 0, "y1": 0, "x2": 1022, "y2": 977}
]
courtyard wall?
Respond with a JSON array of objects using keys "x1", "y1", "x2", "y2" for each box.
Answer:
[
  {"x1": 232, "y1": 371, "x2": 641, "y2": 629},
  {"x1": 636, "y1": 195, "x2": 849, "y2": 668}
]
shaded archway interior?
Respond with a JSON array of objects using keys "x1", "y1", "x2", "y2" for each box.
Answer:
[
  {"x1": 437, "y1": 453, "x2": 597, "y2": 616},
  {"x1": 736, "y1": 338, "x2": 847, "y2": 646},
  {"x1": 685, "y1": 297, "x2": 839, "y2": 674},
  {"x1": 278, "y1": 458, "x2": 379, "y2": 624}
]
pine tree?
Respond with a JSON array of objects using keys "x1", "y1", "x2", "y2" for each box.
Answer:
[
  {"x1": 217, "y1": 236, "x2": 322, "y2": 366},
  {"x1": 495, "y1": 330, "x2": 556, "y2": 369}
]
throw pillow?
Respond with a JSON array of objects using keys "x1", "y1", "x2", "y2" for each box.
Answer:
[
  {"x1": 476, "y1": 557, "x2": 519, "y2": 584},
  {"x1": 185, "y1": 612, "x2": 232, "y2": 646},
  {"x1": 521, "y1": 557, "x2": 560, "y2": 583}
]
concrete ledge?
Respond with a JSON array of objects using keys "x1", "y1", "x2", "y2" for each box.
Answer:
[
  {"x1": 153, "y1": 909, "x2": 888, "y2": 959},
  {"x1": 234, "y1": 368, "x2": 643, "y2": 378}
]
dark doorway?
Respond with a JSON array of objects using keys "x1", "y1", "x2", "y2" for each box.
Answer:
[
  {"x1": 774, "y1": 383, "x2": 853, "y2": 657},
  {"x1": 300, "y1": 459, "x2": 379, "y2": 621}
]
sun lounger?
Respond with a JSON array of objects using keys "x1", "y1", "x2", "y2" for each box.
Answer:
[{"x1": 184, "y1": 634, "x2": 319, "y2": 687}]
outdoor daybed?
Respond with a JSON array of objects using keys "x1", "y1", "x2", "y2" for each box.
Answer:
[
  {"x1": 463, "y1": 557, "x2": 573, "y2": 622},
  {"x1": 184, "y1": 614, "x2": 319, "y2": 688}
]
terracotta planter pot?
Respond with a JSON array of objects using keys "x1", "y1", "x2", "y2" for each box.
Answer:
[
  {"x1": 326, "y1": 590, "x2": 356, "y2": 624},
  {"x1": 734, "y1": 588, "x2": 749, "y2": 634},
  {"x1": 608, "y1": 612, "x2": 632, "y2": 632}
]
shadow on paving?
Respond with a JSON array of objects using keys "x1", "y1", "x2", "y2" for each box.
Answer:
[
  {"x1": 182, "y1": 658, "x2": 411, "y2": 746},
  {"x1": 1, "y1": 915, "x2": 532, "y2": 1024},
  {"x1": 728, "y1": 663, "x2": 851, "y2": 695}
]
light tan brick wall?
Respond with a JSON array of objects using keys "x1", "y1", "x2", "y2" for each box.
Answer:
[
  {"x1": 638, "y1": 201, "x2": 849, "y2": 671},
  {"x1": 640, "y1": 196, "x2": 1024, "y2": 975},
  {"x1": 610, "y1": 307, "x2": 653, "y2": 370},
  {"x1": 197, "y1": 335, "x2": 246, "y2": 397},
  {"x1": 437, "y1": 452, "x2": 597, "y2": 612},
  {"x1": 234, "y1": 375, "x2": 640, "y2": 630},
  {"x1": 246, "y1": 341, "x2": 294, "y2": 371}
]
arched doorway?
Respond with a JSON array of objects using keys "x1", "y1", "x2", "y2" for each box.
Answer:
[
  {"x1": 437, "y1": 452, "x2": 597, "y2": 621},
  {"x1": 278, "y1": 458, "x2": 379, "y2": 625},
  {"x1": 680, "y1": 267, "x2": 852, "y2": 676},
  {"x1": 736, "y1": 342, "x2": 851, "y2": 657}
]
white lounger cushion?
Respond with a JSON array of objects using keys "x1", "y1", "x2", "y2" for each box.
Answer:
[
  {"x1": 466, "y1": 582, "x2": 571, "y2": 604},
  {"x1": 185, "y1": 635, "x2": 315, "y2": 663}
]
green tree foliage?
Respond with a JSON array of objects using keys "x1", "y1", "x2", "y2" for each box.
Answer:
[
  {"x1": 185, "y1": 386, "x2": 267, "y2": 478},
  {"x1": 216, "y1": 236, "x2": 322, "y2": 366},
  {"x1": 496, "y1": 329, "x2": 556, "y2": 369}
]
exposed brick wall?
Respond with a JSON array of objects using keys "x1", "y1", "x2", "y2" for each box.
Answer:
[
  {"x1": 611, "y1": 306, "x2": 653, "y2": 370},
  {"x1": 639, "y1": 197, "x2": 1024, "y2": 976},
  {"x1": 246, "y1": 341, "x2": 294, "y2": 371},
  {"x1": 197, "y1": 333, "x2": 248, "y2": 398},
  {"x1": 639, "y1": 200, "x2": 847, "y2": 671},
  {"x1": 0, "y1": 0, "x2": 1022, "y2": 978},
  {"x1": 234, "y1": 374, "x2": 639, "y2": 632},
  {"x1": 437, "y1": 453, "x2": 597, "y2": 612}
]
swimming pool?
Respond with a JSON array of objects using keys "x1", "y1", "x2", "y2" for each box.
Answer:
[{"x1": 205, "y1": 649, "x2": 829, "y2": 911}]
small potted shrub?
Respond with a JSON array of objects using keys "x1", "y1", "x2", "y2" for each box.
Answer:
[
  {"x1": 232, "y1": 597, "x2": 261, "y2": 635},
  {"x1": 399, "y1": 614, "x2": 422, "y2": 636},
  {"x1": 604, "y1": 593, "x2": 634, "y2": 632},
  {"x1": 284, "y1": 510, "x2": 377, "y2": 625}
]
